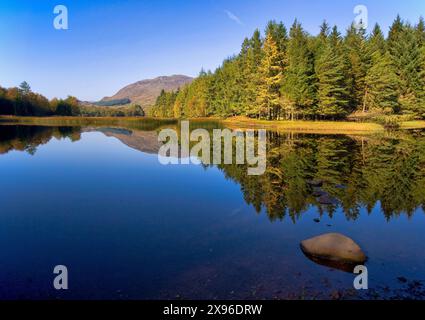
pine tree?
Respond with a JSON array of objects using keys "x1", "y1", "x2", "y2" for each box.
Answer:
[
  {"x1": 241, "y1": 46, "x2": 259, "y2": 117},
  {"x1": 250, "y1": 29, "x2": 263, "y2": 68},
  {"x1": 330, "y1": 26, "x2": 341, "y2": 49},
  {"x1": 207, "y1": 57, "x2": 243, "y2": 117},
  {"x1": 367, "y1": 24, "x2": 386, "y2": 56},
  {"x1": 420, "y1": 46, "x2": 425, "y2": 112},
  {"x1": 364, "y1": 51, "x2": 399, "y2": 112},
  {"x1": 390, "y1": 24, "x2": 424, "y2": 114},
  {"x1": 363, "y1": 23, "x2": 399, "y2": 113},
  {"x1": 314, "y1": 21, "x2": 331, "y2": 69},
  {"x1": 265, "y1": 21, "x2": 288, "y2": 70},
  {"x1": 415, "y1": 17, "x2": 425, "y2": 46},
  {"x1": 19, "y1": 81, "x2": 31, "y2": 95},
  {"x1": 315, "y1": 41, "x2": 350, "y2": 118},
  {"x1": 240, "y1": 30, "x2": 263, "y2": 117},
  {"x1": 174, "y1": 86, "x2": 188, "y2": 118},
  {"x1": 183, "y1": 72, "x2": 210, "y2": 117},
  {"x1": 316, "y1": 20, "x2": 330, "y2": 51},
  {"x1": 388, "y1": 15, "x2": 404, "y2": 49},
  {"x1": 344, "y1": 24, "x2": 368, "y2": 112},
  {"x1": 281, "y1": 21, "x2": 316, "y2": 119},
  {"x1": 256, "y1": 31, "x2": 283, "y2": 119}
]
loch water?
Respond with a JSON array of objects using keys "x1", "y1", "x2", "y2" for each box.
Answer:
[{"x1": 1, "y1": 122, "x2": 425, "y2": 300}]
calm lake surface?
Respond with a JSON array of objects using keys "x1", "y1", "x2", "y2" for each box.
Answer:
[{"x1": 1, "y1": 121, "x2": 425, "y2": 300}]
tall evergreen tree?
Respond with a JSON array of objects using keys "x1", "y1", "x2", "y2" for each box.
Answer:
[
  {"x1": 390, "y1": 23, "x2": 424, "y2": 114},
  {"x1": 314, "y1": 21, "x2": 331, "y2": 64},
  {"x1": 367, "y1": 24, "x2": 386, "y2": 56},
  {"x1": 281, "y1": 21, "x2": 316, "y2": 119},
  {"x1": 364, "y1": 51, "x2": 399, "y2": 112},
  {"x1": 174, "y1": 86, "x2": 188, "y2": 118},
  {"x1": 257, "y1": 31, "x2": 284, "y2": 119},
  {"x1": 250, "y1": 29, "x2": 263, "y2": 68},
  {"x1": 315, "y1": 39, "x2": 350, "y2": 118},
  {"x1": 265, "y1": 21, "x2": 288, "y2": 70},
  {"x1": 239, "y1": 30, "x2": 264, "y2": 117},
  {"x1": 388, "y1": 15, "x2": 404, "y2": 49},
  {"x1": 415, "y1": 17, "x2": 425, "y2": 46},
  {"x1": 344, "y1": 24, "x2": 368, "y2": 112},
  {"x1": 330, "y1": 25, "x2": 342, "y2": 49},
  {"x1": 19, "y1": 81, "x2": 31, "y2": 95}
]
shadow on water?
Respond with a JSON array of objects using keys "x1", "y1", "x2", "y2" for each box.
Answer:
[{"x1": 300, "y1": 248, "x2": 360, "y2": 273}]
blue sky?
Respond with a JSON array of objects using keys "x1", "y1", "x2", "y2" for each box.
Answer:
[{"x1": 0, "y1": 0, "x2": 424, "y2": 101}]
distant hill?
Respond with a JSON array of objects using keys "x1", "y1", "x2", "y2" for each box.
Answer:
[{"x1": 100, "y1": 75, "x2": 193, "y2": 110}]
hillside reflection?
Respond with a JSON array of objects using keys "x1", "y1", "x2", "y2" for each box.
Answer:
[{"x1": 1, "y1": 124, "x2": 425, "y2": 221}]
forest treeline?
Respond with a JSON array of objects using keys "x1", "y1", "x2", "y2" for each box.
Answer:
[
  {"x1": 150, "y1": 16, "x2": 425, "y2": 120},
  {"x1": 0, "y1": 81, "x2": 145, "y2": 117}
]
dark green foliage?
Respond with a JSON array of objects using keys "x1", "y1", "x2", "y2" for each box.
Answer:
[
  {"x1": 149, "y1": 71, "x2": 211, "y2": 118},
  {"x1": 389, "y1": 22, "x2": 425, "y2": 115},
  {"x1": 368, "y1": 24, "x2": 386, "y2": 56},
  {"x1": 281, "y1": 21, "x2": 316, "y2": 119},
  {"x1": 79, "y1": 103, "x2": 145, "y2": 117},
  {"x1": 0, "y1": 84, "x2": 53, "y2": 116},
  {"x1": 0, "y1": 82, "x2": 146, "y2": 117},
  {"x1": 93, "y1": 98, "x2": 131, "y2": 107},
  {"x1": 0, "y1": 87, "x2": 15, "y2": 115},
  {"x1": 148, "y1": 16, "x2": 425, "y2": 120},
  {"x1": 344, "y1": 24, "x2": 368, "y2": 112},
  {"x1": 19, "y1": 81, "x2": 31, "y2": 95},
  {"x1": 364, "y1": 51, "x2": 399, "y2": 112},
  {"x1": 315, "y1": 41, "x2": 350, "y2": 118},
  {"x1": 416, "y1": 17, "x2": 425, "y2": 46},
  {"x1": 149, "y1": 89, "x2": 178, "y2": 117},
  {"x1": 53, "y1": 96, "x2": 80, "y2": 116}
]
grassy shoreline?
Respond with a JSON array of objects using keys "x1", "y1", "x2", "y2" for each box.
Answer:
[
  {"x1": 2, "y1": 115, "x2": 425, "y2": 134},
  {"x1": 222, "y1": 117, "x2": 385, "y2": 134}
]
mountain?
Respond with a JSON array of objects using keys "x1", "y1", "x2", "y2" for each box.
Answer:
[{"x1": 100, "y1": 75, "x2": 193, "y2": 110}]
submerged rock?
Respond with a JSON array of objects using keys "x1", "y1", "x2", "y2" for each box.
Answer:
[{"x1": 300, "y1": 233, "x2": 366, "y2": 265}]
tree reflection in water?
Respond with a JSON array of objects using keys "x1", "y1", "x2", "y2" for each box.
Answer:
[{"x1": 1, "y1": 124, "x2": 425, "y2": 222}]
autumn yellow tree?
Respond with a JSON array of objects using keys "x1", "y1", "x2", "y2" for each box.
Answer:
[{"x1": 256, "y1": 32, "x2": 284, "y2": 119}]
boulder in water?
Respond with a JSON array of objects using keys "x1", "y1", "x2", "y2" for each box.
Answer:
[{"x1": 300, "y1": 233, "x2": 366, "y2": 265}]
